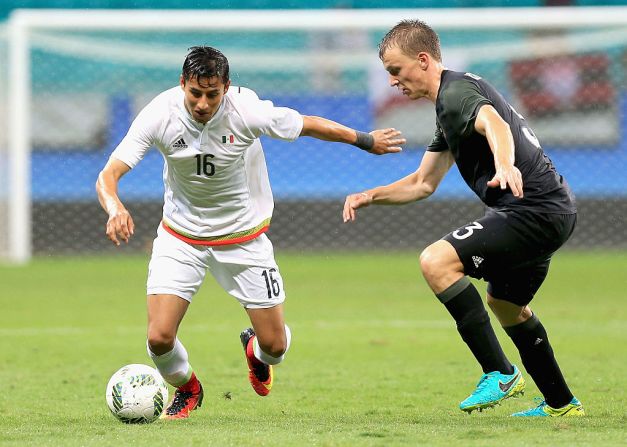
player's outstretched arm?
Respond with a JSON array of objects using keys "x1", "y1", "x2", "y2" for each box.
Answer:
[
  {"x1": 96, "y1": 158, "x2": 135, "y2": 246},
  {"x1": 475, "y1": 105, "x2": 524, "y2": 198},
  {"x1": 343, "y1": 150, "x2": 453, "y2": 222},
  {"x1": 300, "y1": 115, "x2": 405, "y2": 154}
]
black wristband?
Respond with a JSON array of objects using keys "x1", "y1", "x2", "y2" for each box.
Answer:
[{"x1": 354, "y1": 131, "x2": 374, "y2": 151}]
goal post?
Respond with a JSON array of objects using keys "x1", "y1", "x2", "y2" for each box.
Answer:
[
  {"x1": 6, "y1": 14, "x2": 30, "y2": 264},
  {"x1": 2, "y1": 6, "x2": 627, "y2": 263}
]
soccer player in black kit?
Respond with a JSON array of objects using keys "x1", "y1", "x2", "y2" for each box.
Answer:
[{"x1": 343, "y1": 19, "x2": 584, "y2": 417}]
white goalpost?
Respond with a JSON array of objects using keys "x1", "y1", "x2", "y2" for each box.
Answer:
[{"x1": 2, "y1": 6, "x2": 627, "y2": 263}]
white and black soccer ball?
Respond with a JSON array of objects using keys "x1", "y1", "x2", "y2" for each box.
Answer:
[{"x1": 105, "y1": 364, "x2": 168, "y2": 424}]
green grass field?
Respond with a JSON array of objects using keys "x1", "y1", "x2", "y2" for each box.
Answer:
[{"x1": 1, "y1": 251, "x2": 625, "y2": 446}]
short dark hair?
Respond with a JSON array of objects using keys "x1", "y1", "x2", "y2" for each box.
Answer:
[
  {"x1": 182, "y1": 46, "x2": 230, "y2": 84},
  {"x1": 378, "y1": 20, "x2": 441, "y2": 62}
]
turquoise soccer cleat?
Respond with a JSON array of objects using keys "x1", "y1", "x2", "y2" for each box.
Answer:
[
  {"x1": 511, "y1": 397, "x2": 584, "y2": 417},
  {"x1": 460, "y1": 365, "x2": 525, "y2": 413}
]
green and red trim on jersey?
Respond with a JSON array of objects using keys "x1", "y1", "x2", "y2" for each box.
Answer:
[{"x1": 161, "y1": 218, "x2": 271, "y2": 246}]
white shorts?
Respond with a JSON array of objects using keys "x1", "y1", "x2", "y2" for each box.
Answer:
[{"x1": 147, "y1": 225, "x2": 286, "y2": 309}]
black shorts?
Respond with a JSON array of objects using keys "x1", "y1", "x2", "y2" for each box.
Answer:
[{"x1": 442, "y1": 209, "x2": 576, "y2": 306}]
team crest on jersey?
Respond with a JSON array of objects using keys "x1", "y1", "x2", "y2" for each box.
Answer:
[{"x1": 222, "y1": 135, "x2": 235, "y2": 144}]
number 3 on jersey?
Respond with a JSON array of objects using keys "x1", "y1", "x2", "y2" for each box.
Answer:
[
  {"x1": 261, "y1": 268, "x2": 281, "y2": 299},
  {"x1": 452, "y1": 222, "x2": 484, "y2": 240}
]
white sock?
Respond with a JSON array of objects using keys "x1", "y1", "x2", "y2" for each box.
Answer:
[
  {"x1": 253, "y1": 324, "x2": 291, "y2": 365},
  {"x1": 146, "y1": 338, "x2": 192, "y2": 387}
]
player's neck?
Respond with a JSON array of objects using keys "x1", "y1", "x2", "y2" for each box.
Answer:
[{"x1": 428, "y1": 64, "x2": 446, "y2": 103}]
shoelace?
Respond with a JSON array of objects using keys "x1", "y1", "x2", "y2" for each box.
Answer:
[
  {"x1": 166, "y1": 390, "x2": 193, "y2": 415},
  {"x1": 531, "y1": 397, "x2": 546, "y2": 408},
  {"x1": 474, "y1": 371, "x2": 497, "y2": 390}
]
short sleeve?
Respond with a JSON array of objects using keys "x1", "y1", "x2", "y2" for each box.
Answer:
[
  {"x1": 237, "y1": 89, "x2": 304, "y2": 141},
  {"x1": 110, "y1": 100, "x2": 161, "y2": 168},
  {"x1": 440, "y1": 79, "x2": 491, "y2": 138},
  {"x1": 427, "y1": 125, "x2": 449, "y2": 152}
]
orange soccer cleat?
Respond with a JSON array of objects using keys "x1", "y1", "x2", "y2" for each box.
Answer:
[
  {"x1": 162, "y1": 373, "x2": 204, "y2": 419},
  {"x1": 240, "y1": 328, "x2": 273, "y2": 396}
]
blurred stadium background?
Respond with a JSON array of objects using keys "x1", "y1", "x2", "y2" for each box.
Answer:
[{"x1": 0, "y1": 0, "x2": 626, "y2": 262}]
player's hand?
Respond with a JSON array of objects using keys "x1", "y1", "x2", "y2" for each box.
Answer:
[
  {"x1": 105, "y1": 207, "x2": 135, "y2": 246},
  {"x1": 343, "y1": 192, "x2": 372, "y2": 222},
  {"x1": 487, "y1": 165, "x2": 524, "y2": 198},
  {"x1": 368, "y1": 128, "x2": 405, "y2": 155}
]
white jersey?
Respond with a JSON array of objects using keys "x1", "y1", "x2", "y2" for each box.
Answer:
[{"x1": 111, "y1": 86, "x2": 304, "y2": 243}]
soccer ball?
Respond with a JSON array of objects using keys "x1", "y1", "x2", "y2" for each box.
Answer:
[{"x1": 105, "y1": 364, "x2": 168, "y2": 424}]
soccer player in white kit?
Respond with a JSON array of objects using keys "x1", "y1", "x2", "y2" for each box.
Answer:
[{"x1": 96, "y1": 46, "x2": 405, "y2": 419}]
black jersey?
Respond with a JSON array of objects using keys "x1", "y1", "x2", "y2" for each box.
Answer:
[{"x1": 427, "y1": 70, "x2": 576, "y2": 214}]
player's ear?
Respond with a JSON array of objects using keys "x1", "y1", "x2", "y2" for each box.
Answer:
[
  {"x1": 180, "y1": 75, "x2": 186, "y2": 89},
  {"x1": 223, "y1": 79, "x2": 231, "y2": 93},
  {"x1": 418, "y1": 52, "x2": 429, "y2": 70}
]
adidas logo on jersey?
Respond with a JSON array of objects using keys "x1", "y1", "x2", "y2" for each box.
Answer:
[
  {"x1": 173, "y1": 138, "x2": 187, "y2": 148},
  {"x1": 472, "y1": 255, "x2": 484, "y2": 268}
]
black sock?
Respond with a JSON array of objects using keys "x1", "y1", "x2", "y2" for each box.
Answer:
[
  {"x1": 504, "y1": 314, "x2": 573, "y2": 408},
  {"x1": 437, "y1": 277, "x2": 513, "y2": 375}
]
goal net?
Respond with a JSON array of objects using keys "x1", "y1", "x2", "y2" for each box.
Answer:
[{"x1": 2, "y1": 7, "x2": 627, "y2": 262}]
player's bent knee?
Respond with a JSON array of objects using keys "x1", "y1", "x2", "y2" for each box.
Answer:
[
  {"x1": 419, "y1": 247, "x2": 433, "y2": 275},
  {"x1": 419, "y1": 245, "x2": 446, "y2": 280},
  {"x1": 147, "y1": 330, "x2": 176, "y2": 354},
  {"x1": 269, "y1": 346, "x2": 287, "y2": 358},
  {"x1": 255, "y1": 339, "x2": 287, "y2": 365},
  {"x1": 420, "y1": 241, "x2": 463, "y2": 282},
  {"x1": 257, "y1": 337, "x2": 287, "y2": 358},
  {"x1": 255, "y1": 324, "x2": 291, "y2": 364},
  {"x1": 487, "y1": 294, "x2": 532, "y2": 326}
]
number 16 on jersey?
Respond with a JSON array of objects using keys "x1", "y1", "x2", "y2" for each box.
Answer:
[{"x1": 261, "y1": 268, "x2": 281, "y2": 299}]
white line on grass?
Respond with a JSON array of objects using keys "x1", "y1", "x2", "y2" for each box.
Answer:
[
  {"x1": 0, "y1": 320, "x2": 454, "y2": 337},
  {"x1": 3, "y1": 319, "x2": 625, "y2": 337}
]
